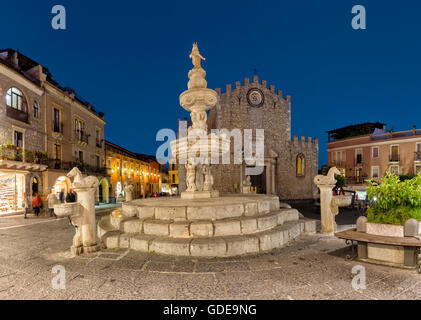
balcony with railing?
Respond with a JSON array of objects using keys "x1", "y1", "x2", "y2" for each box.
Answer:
[
  {"x1": 389, "y1": 154, "x2": 400, "y2": 163},
  {"x1": 75, "y1": 130, "x2": 89, "y2": 144},
  {"x1": 7, "y1": 106, "x2": 28, "y2": 123},
  {"x1": 96, "y1": 139, "x2": 103, "y2": 148},
  {"x1": 371, "y1": 128, "x2": 421, "y2": 141},
  {"x1": 44, "y1": 158, "x2": 107, "y2": 175}
]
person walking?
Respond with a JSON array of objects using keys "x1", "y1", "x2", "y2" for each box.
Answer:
[
  {"x1": 47, "y1": 190, "x2": 58, "y2": 218},
  {"x1": 32, "y1": 193, "x2": 42, "y2": 217},
  {"x1": 22, "y1": 192, "x2": 29, "y2": 219}
]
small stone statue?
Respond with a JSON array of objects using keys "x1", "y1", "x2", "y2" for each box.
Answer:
[
  {"x1": 242, "y1": 176, "x2": 252, "y2": 194},
  {"x1": 186, "y1": 162, "x2": 197, "y2": 192},
  {"x1": 190, "y1": 110, "x2": 208, "y2": 131},
  {"x1": 124, "y1": 183, "x2": 135, "y2": 202},
  {"x1": 202, "y1": 165, "x2": 214, "y2": 191},
  {"x1": 189, "y1": 43, "x2": 205, "y2": 69}
]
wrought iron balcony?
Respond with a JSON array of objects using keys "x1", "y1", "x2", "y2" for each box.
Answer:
[
  {"x1": 6, "y1": 106, "x2": 28, "y2": 123},
  {"x1": 44, "y1": 158, "x2": 107, "y2": 175},
  {"x1": 75, "y1": 130, "x2": 89, "y2": 144}
]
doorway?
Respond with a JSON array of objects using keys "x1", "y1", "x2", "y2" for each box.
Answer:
[
  {"x1": 248, "y1": 166, "x2": 266, "y2": 194},
  {"x1": 32, "y1": 177, "x2": 39, "y2": 194}
]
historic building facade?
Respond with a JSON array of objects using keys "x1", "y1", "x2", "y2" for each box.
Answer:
[
  {"x1": 105, "y1": 141, "x2": 163, "y2": 199},
  {"x1": 328, "y1": 123, "x2": 421, "y2": 184},
  {"x1": 168, "y1": 160, "x2": 179, "y2": 194},
  {"x1": 0, "y1": 49, "x2": 108, "y2": 214},
  {"x1": 179, "y1": 75, "x2": 318, "y2": 201}
]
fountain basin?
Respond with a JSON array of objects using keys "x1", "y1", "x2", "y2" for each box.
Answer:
[
  {"x1": 332, "y1": 195, "x2": 352, "y2": 208},
  {"x1": 54, "y1": 203, "x2": 79, "y2": 218},
  {"x1": 170, "y1": 133, "x2": 230, "y2": 160},
  {"x1": 179, "y1": 88, "x2": 218, "y2": 112}
]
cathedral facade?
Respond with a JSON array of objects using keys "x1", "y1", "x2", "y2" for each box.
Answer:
[{"x1": 178, "y1": 75, "x2": 318, "y2": 201}]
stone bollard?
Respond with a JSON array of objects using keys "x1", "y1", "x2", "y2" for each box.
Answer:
[
  {"x1": 404, "y1": 219, "x2": 419, "y2": 237},
  {"x1": 357, "y1": 216, "x2": 367, "y2": 233}
]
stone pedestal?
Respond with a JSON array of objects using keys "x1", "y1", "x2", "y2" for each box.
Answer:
[
  {"x1": 181, "y1": 190, "x2": 219, "y2": 200},
  {"x1": 314, "y1": 167, "x2": 351, "y2": 235},
  {"x1": 319, "y1": 184, "x2": 336, "y2": 234},
  {"x1": 73, "y1": 186, "x2": 99, "y2": 254},
  {"x1": 54, "y1": 167, "x2": 99, "y2": 255}
]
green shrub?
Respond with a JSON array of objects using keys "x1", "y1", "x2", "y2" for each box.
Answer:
[
  {"x1": 335, "y1": 175, "x2": 347, "y2": 188},
  {"x1": 366, "y1": 172, "x2": 421, "y2": 225}
]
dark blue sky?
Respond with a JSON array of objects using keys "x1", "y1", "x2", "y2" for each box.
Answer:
[{"x1": 3, "y1": 0, "x2": 421, "y2": 166}]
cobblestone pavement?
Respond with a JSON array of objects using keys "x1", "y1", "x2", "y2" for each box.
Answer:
[{"x1": 0, "y1": 216, "x2": 420, "y2": 300}]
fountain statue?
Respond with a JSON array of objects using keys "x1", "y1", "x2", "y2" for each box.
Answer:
[
  {"x1": 242, "y1": 176, "x2": 252, "y2": 194},
  {"x1": 171, "y1": 43, "x2": 229, "y2": 199},
  {"x1": 54, "y1": 167, "x2": 99, "y2": 255},
  {"x1": 124, "y1": 183, "x2": 135, "y2": 202},
  {"x1": 314, "y1": 167, "x2": 352, "y2": 234}
]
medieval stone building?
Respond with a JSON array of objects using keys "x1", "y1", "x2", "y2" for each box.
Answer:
[{"x1": 179, "y1": 75, "x2": 318, "y2": 201}]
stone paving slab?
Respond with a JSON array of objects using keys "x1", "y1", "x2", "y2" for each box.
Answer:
[{"x1": 0, "y1": 217, "x2": 420, "y2": 300}]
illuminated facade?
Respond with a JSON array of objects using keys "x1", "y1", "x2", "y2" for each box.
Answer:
[
  {"x1": 168, "y1": 160, "x2": 179, "y2": 194},
  {"x1": 0, "y1": 49, "x2": 108, "y2": 213},
  {"x1": 328, "y1": 123, "x2": 421, "y2": 184},
  {"x1": 105, "y1": 141, "x2": 162, "y2": 199}
]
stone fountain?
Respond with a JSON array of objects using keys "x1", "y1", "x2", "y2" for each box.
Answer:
[
  {"x1": 97, "y1": 44, "x2": 317, "y2": 257},
  {"x1": 171, "y1": 43, "x2": 230, "y2": 200},
  {"x1": 314, "y1": 167, "x2": 352, "y2": 234},
  {"x1": 54, "y1": 167, "x2": 99, "y2": 255}
]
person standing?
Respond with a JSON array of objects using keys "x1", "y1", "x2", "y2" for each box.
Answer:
[
  {"x1": 59, "y1": 189, "x2": 65, "y2": 203},
  {"x1": 66, "y1": 189, "x2": 76, "y2": 203},
  {"x1": 22, "y1": 192, "x2": 29, "y2": 219},
  {"x1": 32, "y1": 193, "x2": 42, "y2": 217},
  {"x1": 47, "y1": 190, "x2": 58, "y2": 218}
]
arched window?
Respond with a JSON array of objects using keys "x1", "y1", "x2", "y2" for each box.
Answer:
[
  {"x1": 6, "y1": 87, "x2": 27, "y2": 112},
  {"x1": 296, "y1": 154, "x2": 305, "y2": 177},
  {"x1": 33, "y1": 101, "x2": 39, "y2": 118}
]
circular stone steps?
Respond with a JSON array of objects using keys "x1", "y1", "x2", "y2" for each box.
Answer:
[
  {"x1": 105, "y1": 208, "x2": 300, "y2": 238},
  {"x1": 121, "y1": 195, "x2": 281, "y2": 221},
  {"x1": 98, "y1": 217, "x2": 316, "y2": 257},
  {"x1": 97, "y1": 194, "x2": 317, "y2": 257}
]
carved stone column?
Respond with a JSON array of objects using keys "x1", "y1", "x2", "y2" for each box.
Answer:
[
  {"x1": 318, "y1": 184, "x2": 336, "y2": 234},
  {"x1": 73, "y1": 185, "x2": 98, "y2": 253}
]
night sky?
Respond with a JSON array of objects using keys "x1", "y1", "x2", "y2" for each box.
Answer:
[{"x1": 3, "y1": 0, "x2": 421, "y2": 167}]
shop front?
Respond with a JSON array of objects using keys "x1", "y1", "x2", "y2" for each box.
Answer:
[{"x1": 0, "y1": 160, "x2": 47, "y2": 215}]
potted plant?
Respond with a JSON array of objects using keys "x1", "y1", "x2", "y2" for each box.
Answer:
[
  {"x1": 34, "y1": 151, "x2": 48, "y2": 164},
  {"x1": 24, "y1": 150, "x2": 34, "y2": 163},
  {"x1": 0, "y1": 141, "x2": 18, "y2": 160}
]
